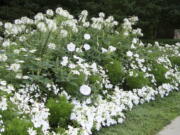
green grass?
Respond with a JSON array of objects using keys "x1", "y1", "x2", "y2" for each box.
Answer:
[{"x1": 94, "y1": 91, "x2": 180, "y2": 135}]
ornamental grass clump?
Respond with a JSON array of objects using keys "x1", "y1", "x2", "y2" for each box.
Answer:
[{"x1": 0, "y1": 7, "x2": 179, "y2": 135}]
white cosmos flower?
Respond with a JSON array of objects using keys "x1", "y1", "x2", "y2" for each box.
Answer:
[
  {"x1": 80, "y1": 85, "x2": 91, "y2": 96},
  {"x1": 46, "y1": 9, "x2": 54, "y2": 16},
  {"x1": 48, "y1": 43, "x2": 56, "y2": 50},
  {"x1": 37, "y1": 22, "x2": 47, "y2": 32},
  {"x1": 83, "y1": 44, "x2": 91, "y2": 51},
  {"x1": 99, "y1": 12, "x2": 105, "y2": 18},
  {"x1": 126, "y1": 51, "x2": 133, "y2": 57},
  {"x1": 84, "y1": 33, "x2": 91, "y2": 40},
  {"x1": 67, "y1": 42, "x2": 76, "y2": 52}
]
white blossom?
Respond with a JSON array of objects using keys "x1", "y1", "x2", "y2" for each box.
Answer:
[
  {"x1": 83, "y1": 44, "x2": 91, "y2": 51},
  {"x1": 67, "y1": 42, "x2": 76, "y2": 52},
  {"x1": 48, "y1": 43, "x2": 56, "y2": 50},
  {"x1": 84, "y1": 33, "x2": 91, "y2": 40},
  {"x1": 80, "y1": 85, "x2": 91, "y2": 96}
]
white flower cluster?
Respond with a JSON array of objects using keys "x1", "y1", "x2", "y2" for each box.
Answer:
[{"x1": 10, "y1": 86, "x2": 50, "y2": 134}]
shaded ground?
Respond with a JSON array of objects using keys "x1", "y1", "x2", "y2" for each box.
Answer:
[{"x1": 94, "y1": 91, "x2": 180, "y2": 135}]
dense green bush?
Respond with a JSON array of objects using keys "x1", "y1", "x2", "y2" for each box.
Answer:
[
  {"x1": 125, "y1": 70, "x2": 150, "y2": 90},
  {"x1": 169, "y1": 56, "x2": 180, "y2": 66},
  {"x1": 151, "y1": 64, "x2": 171, "y2": 86},
  {"x1": 3, "y1": 118, "x2": 32, "y2": 135},
  {"x1": 105, "y1": 59, "x2": 125, "y2": 85},
  {"x1": 46, "y1": 96, "x2": 73, "y2": 129}
]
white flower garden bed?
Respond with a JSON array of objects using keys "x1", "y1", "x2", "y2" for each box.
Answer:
[{"x1": 0, "y1": 7, "x2": 179, "y2": 135}]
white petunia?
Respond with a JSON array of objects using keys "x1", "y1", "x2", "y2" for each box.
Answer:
[
  {"x1": 84, "y1": 33, "x2": 91, "y2": 40},
  {"x1": 80, "y1": 85, "x2": 91, "y2": 96},
  {"x1": 67, "y1": 42, "x2": 76, "y2": 52},
  {"x1": 83, "y1": 44, "x2": 91, "y2": 51}
]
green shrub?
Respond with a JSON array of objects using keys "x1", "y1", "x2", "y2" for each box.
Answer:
[
  {"x1": 64, "y1": 73, "x2": 86, "y2": 96},
  {"x1": 169, "y1": 56, "x2": 180, "y2": 66},
  {"x1": 125, "y1": 70, "x2": 150, "y2": 90},
  {"x1": 150, "y1": 64, "x2": 171, "y2": 86},
  {"x1": 3, "y1": 118, "x2": 32, "y2": 135},
  {"x1": 46, "y1": 96, "x2": 73, "y2": 129},
  {"x1": 105, "y1": 60, "x2": 125, "y2": 84}
]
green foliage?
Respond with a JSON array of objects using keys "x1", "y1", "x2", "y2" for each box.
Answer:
[
  {"x1": 150, "y1": 64, "x2": 171, "y2": 86},
  {"x1": 64, "y1": 73, "x2": 86, "y2": 96},
  {"x1": 169, "y1": 56, "x2": 180, "y2": 66},
  {"x1": 3, "y1": 118, "x2": 32, "y2": 135},
  {"x1": 105, "y1": 60, "x2": 125, "y2": 84},
  {"x1": 46, "y1": 96, "x2": 73, "y2": 129},
  {"x1": 0, "y1": 102, "x2": 34, "y2": 135},
  {"x1": 125, "y1": 70, "x2": 150, "y2": 90}
]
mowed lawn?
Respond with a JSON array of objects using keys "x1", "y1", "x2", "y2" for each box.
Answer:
[{"x1": 94, "y1": 91, "x2": 180, "y2": 135}]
